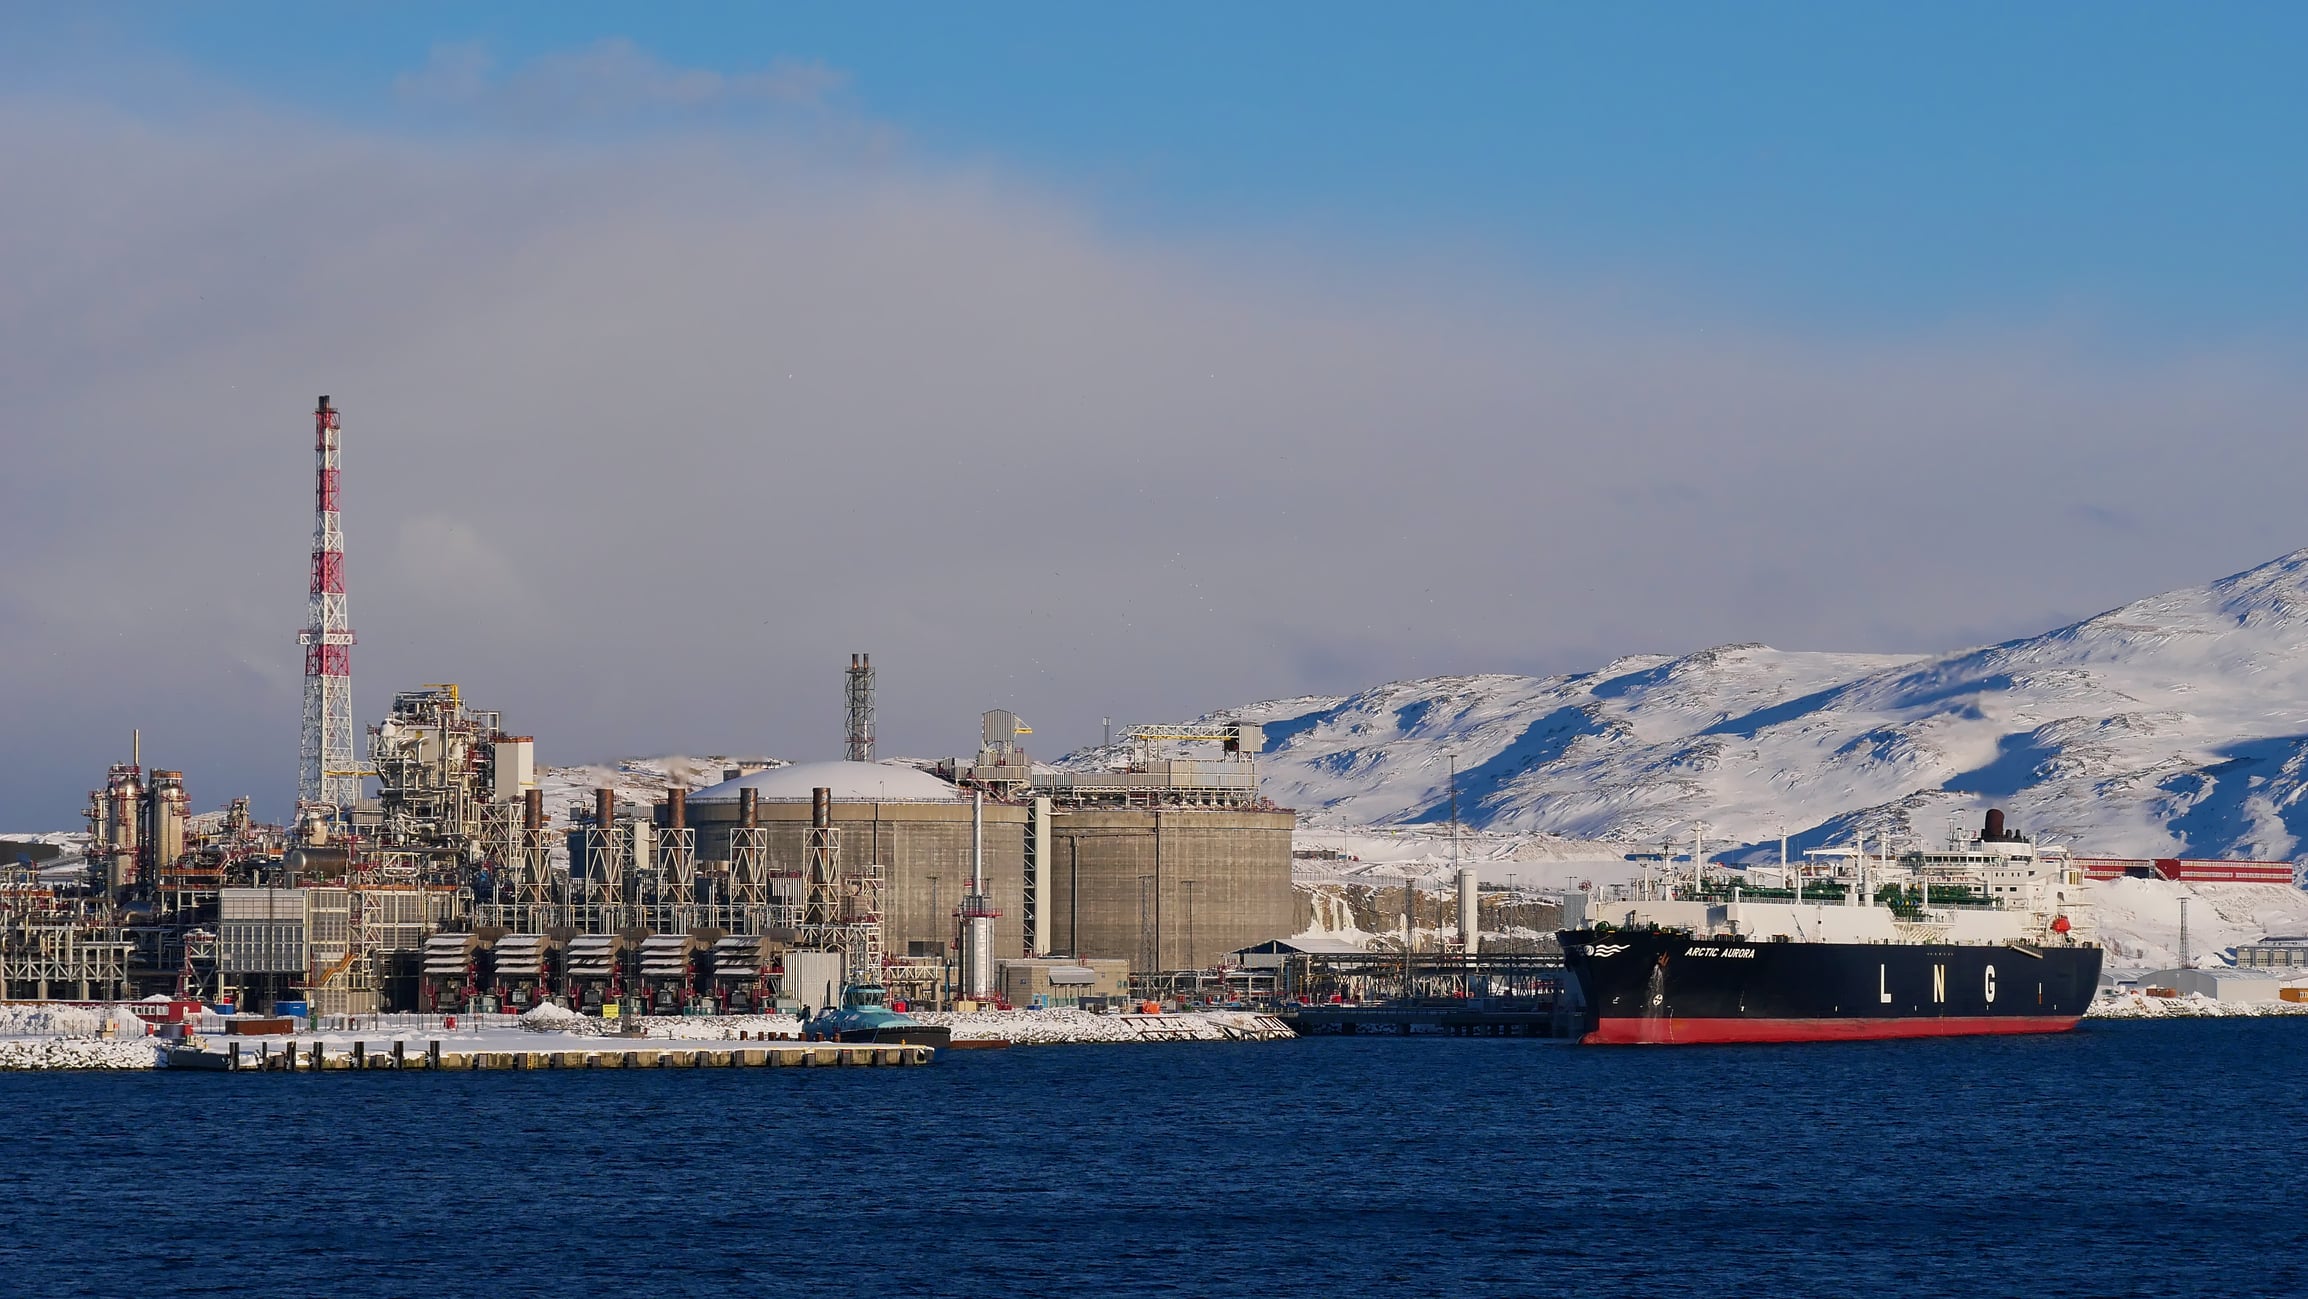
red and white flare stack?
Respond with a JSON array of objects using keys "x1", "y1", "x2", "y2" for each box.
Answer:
[{"x1": 296, "y1": 395, "x2": 360, "y2": 817}]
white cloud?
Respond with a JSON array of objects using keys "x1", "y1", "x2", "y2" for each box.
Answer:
[
  {"x1": 3, "y1": 66, "x2": 2305, "y2": 827},
  {"x1": 394, "y1": 38, "x2": 848, "y2": 115}
]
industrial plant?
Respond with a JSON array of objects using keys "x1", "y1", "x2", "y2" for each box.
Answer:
[{"x1": 0, "y1": 398, "x2": 1296, "y2": 1018}]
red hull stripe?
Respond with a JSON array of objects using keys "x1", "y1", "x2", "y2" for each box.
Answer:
[{"x1": 1584, "y1": 1015, "x2": 2082, "y2": 1045}]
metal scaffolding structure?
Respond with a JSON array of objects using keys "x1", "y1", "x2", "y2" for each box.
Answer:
[
  {"x1": 799, "y1": 791, "x2": 843, "y2": 946},
  {"x1": 573, "y1": 788, "x2": 630, "y2": 935},
  {"x1": 460, "y1": 777, "x2": 815, "y2": 955},
  {"x1": 365, "y1": 684, "x2": 533, "y2": 866},
  {"x1": 653, "y1": 819, "x2": 699, "y2": 933},
  {"x1": 726, "y1": 824, "x2": 770, "y2": 925},
  {"x1": 844, "y1": 857, "x2": 884, "y2": 987},
  {"x1": 794, "y1": 786, "x2": 881, "y2": 988},
  {"x1": 0, "y1": 873, "x2": 131, "y2": 1000},
  {"x1": 477, "y1": 789, "x2": 555, "y2": 928}
]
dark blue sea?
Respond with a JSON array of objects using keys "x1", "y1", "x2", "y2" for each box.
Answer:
[{"x1": 4, "y1": 1020, "x2": 2302, "y2": 1297}]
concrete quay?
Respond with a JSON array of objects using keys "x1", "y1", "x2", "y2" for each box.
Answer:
[{"x1": 168, "y1": 1038, "x2": 932, "y2": 1072}]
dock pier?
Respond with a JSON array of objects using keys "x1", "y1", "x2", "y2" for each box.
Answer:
[
  {"x1": 1272, "y1": 951, "x2": 1576, "y2": 1037},
  {"x1": 168, "y1": 1040, "x2": 934, "y2": 1072}
]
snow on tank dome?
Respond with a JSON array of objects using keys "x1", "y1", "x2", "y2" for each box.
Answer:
[{"x1": 687, "y1": 760, "x2": 963, "y2": 804}]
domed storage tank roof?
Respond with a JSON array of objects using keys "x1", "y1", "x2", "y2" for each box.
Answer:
[{"x1": 688, "y1": 760, "x2": 964, "y2": 804}]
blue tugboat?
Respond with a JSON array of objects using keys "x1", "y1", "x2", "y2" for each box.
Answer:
[{"x1": 804, "y1": 984, "x2": 951, "y2": 1048}]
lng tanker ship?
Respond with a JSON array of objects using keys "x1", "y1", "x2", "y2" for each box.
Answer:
[{"x1": 1559, "y1": 810, "x2": 2102, "y2": 1044}]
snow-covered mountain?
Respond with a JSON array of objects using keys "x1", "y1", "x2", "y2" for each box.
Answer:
[{"x1": 1075, "y1": 550, "x2": 2308, "y2": 863}]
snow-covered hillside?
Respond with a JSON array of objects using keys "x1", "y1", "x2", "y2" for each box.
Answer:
[
  {"x1": 534, "y1": 755, "x2": 775, "y2": 821},
  {"x1": 2091, "y1": 879, "x2": 2308, "y2": 975},
  {"x1": 1074, "y1": 549, "x2": 2308, "y2": 863}
]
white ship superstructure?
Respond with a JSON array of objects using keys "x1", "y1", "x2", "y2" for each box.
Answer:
[{"x1": 1570, "y1": 808, "x2": 2093, "y2": 948}]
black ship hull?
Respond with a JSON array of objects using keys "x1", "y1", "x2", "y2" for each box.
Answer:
[{"x1": 1559, "y1": 928, "x2": 2102, "y2": 1044}]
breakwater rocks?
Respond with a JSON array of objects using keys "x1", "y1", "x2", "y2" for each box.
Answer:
[
  {"x1": 2088, "y1": 991, "x2": 2308, "y2": 1019},
  {"x1": 0, "y1": 1038, "x2": 165, "y2": 1070}
]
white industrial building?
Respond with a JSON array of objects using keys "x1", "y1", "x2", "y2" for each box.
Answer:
[{"x1": 2138, "y1": 968, "x2": 2308, "y2": 1002}]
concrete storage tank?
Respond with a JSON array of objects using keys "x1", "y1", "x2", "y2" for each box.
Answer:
[
  {"x1": 1045, "y1": 806, "x2": 1294, "y2": 971},
  {"x1": 686, "y1": 761, "x2": 1031, "y2": 964}
]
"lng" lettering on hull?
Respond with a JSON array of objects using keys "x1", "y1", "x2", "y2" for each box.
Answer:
[{"x1": 1887, "y1": 962, "x2": 1993, "y2": 1004}]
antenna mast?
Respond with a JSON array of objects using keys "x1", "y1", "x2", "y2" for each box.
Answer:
[{"x1": 297, "y1": 395, "x2": 360, "y2": 816}]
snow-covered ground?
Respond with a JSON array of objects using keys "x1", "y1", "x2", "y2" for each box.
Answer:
[
  {"x1": 2090, "y1": 879, "x2": 2308, "y2": 976},
  {"x1": 513, "y1": 1004, "x2": 802, "y2": 1039},
  {"x1": 0, "y1": 1003, "x2": 151, "y2": 1038},
  {"x1": 0, "y1": 1002, "x2": 164, "y2": 1070},
  {"x1": 1289, "y1": 825, "x2": 1635, "y2": 889},
  {"x1": 912, "y1": 1008, "x2": 1293, "y2": 1044},
  {"x1": 1285, "y1": 827, "x2": 1635, "y2": 949}
]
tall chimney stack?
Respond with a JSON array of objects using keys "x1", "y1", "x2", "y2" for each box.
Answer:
[{"x1": 845, "y1": 652, "x2": 875, "y2": 762}]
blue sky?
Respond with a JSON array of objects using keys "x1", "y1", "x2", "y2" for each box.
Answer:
[
  {"x1": 22, "y1": 3, "x2": 2308, "y2": 339},
  {"x1": 7, "y1": 6, "x2": 2308, "y2": 826}
]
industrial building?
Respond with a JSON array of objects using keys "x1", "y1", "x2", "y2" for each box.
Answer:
[
  {"x1": 683, "y1": 716, "x2": 1298, "y2": 990},
  {"x1": 932, "y1": 712, "x2": 1297, "y2": 971},
  {"x1": 6, "y1": 395, "x2": 1300, "y2": 1017},
  {"x1": 34, "y1": 709, "x2": 1302, "y2": 1013},
  {"x1": 993, "y1": 957, "x2": 1132, "y2": 1008},
  {"x1": 2076, "y1": 858, "x2": 2299, "y2": 885},
  {"x1": 2139, "y1": 967, "x2": 2308, "y2": 1002},
  {"x1": 2234, "y1": 937, "x2": 2308, "y2": 969},
  {"x1": 1043, "y1": 805, "x2": 1295, "y2": 972},
  {"x1": 685, "y1": 761, "x2": 1032, "y2": 1000}
]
